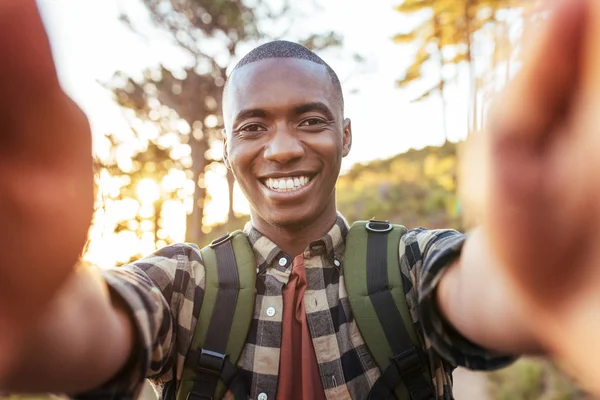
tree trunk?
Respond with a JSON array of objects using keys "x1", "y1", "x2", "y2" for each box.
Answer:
[
  {"x1": 154, "y1": 200, "x2": 160, "y2": 248},
  {"x1": 434, "y1": 15, "x2": 448, "y2": 143},
  {"x1": 226, "y1": 168, "x2": 236, "y2": 222},
  {"x1": 465, "y1": 0, "x2": 477, "y2": 136},
  {"x1": 441, "y1": 80, "x2": 449, "y2": 142},
  {"x1": 185, "y1": 137, "x2": 209, "y2": 246}
]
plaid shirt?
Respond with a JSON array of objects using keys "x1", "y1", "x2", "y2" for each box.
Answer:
[{"x1": 79, "y1": 215, "x2": 513, "y2": 400}]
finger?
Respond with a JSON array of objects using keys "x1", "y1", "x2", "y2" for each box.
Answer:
[
  {"x1": 0, "y1": 0, "x2": 92, "y2": 167},
  {"x1": 0, "y1": 0, "x2": 60, "y2": 99},
  {"x1": 488, "y1": 0, "x2": 588, "y2": 151},
  {"x1": 475, "y1": 0, "x2": 590, "y2": 293},
  {"x1": 575, "y1": 0, "x2": 600, "y2": 156},
  {"x1": 482, "y1": 0, "x2": 589, "y2": 222},
  {"x1": 0, "y1": 0, "x2": 65, "y2": 155},
  {"x1": 581, "y1": 0, "x2": 600, "y2": 97}
]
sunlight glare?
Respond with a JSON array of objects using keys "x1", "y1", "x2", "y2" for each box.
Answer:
[
  {"x1": 139, "y1": 203, "x2": 155, "y2": 218},
  {"x1": 140, "y1": 220, "x2": 154, "y2": 232},
  {"x1": 138, "y1": 178, "x2": 160, "y2": 203}
]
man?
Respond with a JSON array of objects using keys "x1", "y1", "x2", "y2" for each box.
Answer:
[{"x1": 1, "y1": 0, "x2": 599, "y2": 398}]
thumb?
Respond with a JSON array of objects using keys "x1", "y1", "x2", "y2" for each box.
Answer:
[
  {"x1": 488, "y1": 0, "x2": 587, "y2": 152},
  {"x1": 0, "y1": 0, "x2": 60, "y2": 100},
  {"x1": 461, "y1": 0, "x2": 588, "y2": 229}
]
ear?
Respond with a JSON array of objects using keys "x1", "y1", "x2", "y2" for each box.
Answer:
[
  {"x1": 342, "y1": 118, "x2": 352, "y2": 157},
  {"x1": 222, "y1": 129, "x2": 232, "y2": 170}
]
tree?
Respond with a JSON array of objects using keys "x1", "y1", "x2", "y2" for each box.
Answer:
[
  {"x1": 103, "y1": 0, "x2": 258, "y2": 246},
  {"x1": 393, "y1": 0, "x2": 542, "y2": 136},
  {"x1": 337, "y1": 141, "x2": 461, "y2": 230},
  {"x1": 99, "y1": 0, "x2": 344, "y2": 250},
  {"x1": 95, "y1": 132, "x2": 191, "y2": 264},
  {"x1": 104, "y1": 63, "x2": 227, "y2": 246}
]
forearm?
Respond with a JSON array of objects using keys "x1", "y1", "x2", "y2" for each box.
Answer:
[
  {"x1": 437, "y1": 229, "x2": 544, "y2": 355},
  {"x1": 0, "y1": 91, "x2": 94, "y2": 381},
  {"x1": 1, "y1": 267, "x2": 134, "y2": 394}
]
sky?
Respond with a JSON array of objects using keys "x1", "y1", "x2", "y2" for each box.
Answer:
[
  {"x1": 37, "y1": 0, "x2": 471, "y2": 170},
  {"x1": 35, "y1": 0, "x2": 474, "y2": 267}
]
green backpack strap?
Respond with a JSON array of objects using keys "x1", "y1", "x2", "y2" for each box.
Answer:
[
  {"x1": 177, "y1": 230, "x2": 256, "y2": 400},
  {"x1": 345, "y1": 220, "x2": 435, "y2": 400}
]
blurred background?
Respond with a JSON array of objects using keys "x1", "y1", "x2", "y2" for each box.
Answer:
[{"x1": 3, "y1": 0, "x2": 592, "y2": 398}]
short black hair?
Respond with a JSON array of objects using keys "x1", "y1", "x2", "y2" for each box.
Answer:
[{"x1": 224, "y1": 40, "x2": 344, "y2": 113}]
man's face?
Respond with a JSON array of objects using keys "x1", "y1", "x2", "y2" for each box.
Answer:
[{"x1": 223, "y1": 58, "x2": 352, "y2": 229}]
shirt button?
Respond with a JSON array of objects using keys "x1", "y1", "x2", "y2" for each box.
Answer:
[
  {"x1": 266, "y1": 307, "x2": 276, "y2": 317},
  {"x1": 334, "y1": 259, "x2": 341, "y2": 267},
  {"x1": 278, "y1": 257, "x2": 288, "y2": 267},
  {"x1": 258, "y1": 393, "x2": 268, "y2": 400}
]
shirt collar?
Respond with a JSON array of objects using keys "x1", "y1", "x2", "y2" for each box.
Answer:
[{"x1": 243, "y1": 213, "x2": 350, "y2": 270}]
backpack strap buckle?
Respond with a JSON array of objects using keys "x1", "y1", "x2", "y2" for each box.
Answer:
[
  {"x1": 366, "y1": 220, "x2": 393, "y2": 233},
  {"x1": 391, "y1": 348, "x2": 435, "y2": 400},
  {"x1": 197, "y1": 348, "x2": 227, "y2": 376},
  {"x1": 390, "y1": 347, "x2": 422, "y2": 377},
  {"x1": 209, "y1": 233, "x2": 233, "y2": 248}
]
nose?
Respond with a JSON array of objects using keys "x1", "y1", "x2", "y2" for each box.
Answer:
[{"x1": 263, "y1": 125, "x2": 305, "y2": 164}]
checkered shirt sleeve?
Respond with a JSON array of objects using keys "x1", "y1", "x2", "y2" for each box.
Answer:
[
  {"x1": 73, "y1": 243, "x2": 206, "y2": 399},
  {"x1": 408, "y1": 228, "x2": 517, "y2": 370}
]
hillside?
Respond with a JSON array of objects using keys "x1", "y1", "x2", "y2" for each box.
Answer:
[{"x1": 337, "y1": 141, "x2": 462, "y2": 230}]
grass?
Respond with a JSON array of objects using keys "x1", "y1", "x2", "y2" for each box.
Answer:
[{"x1": 486, "y1": 357, "x2": 593, "y2": 400}]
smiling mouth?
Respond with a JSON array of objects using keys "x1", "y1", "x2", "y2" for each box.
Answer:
[{"x1": 261, "y1": 175, "x2": 316, "y2": 192}]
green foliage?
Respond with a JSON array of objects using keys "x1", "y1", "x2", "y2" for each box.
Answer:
[
  {"x1": 487, "y1": 358, "x2": 591, "y2": 400},
  {"x1": 337, "y1": 141, "x2": 461, "y2": 230}
]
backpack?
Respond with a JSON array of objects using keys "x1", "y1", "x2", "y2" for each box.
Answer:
[{"x1": 174, "y1": 220, "x2": 434, "y2": 400}]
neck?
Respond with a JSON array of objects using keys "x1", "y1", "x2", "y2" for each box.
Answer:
[{"x1": 250, "y1": 203, "x2": 338, "y2": 257}]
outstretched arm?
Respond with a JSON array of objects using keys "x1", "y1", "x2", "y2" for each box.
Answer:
[
  {"x1": 439, "y1": 0, "x2": 600, "y2": 393},
  {"x1": 437, "y1": 230, "x2": 541, "y2": 355},
  {"x1": 2, "y1": 268, "x2": 135, "y2": 393},
  {"x1": 0, "y1": 0, "x2": 135, "y2": 390}
]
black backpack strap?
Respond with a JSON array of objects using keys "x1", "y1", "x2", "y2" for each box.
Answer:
[
  {"x1": 186, "y1": 235, "x2": 244, "y2": 399},
  {"x1": 364, "y1": 220, "x2": 434, "y2": 400},
  {"x1": 345, "y1": 220, "x2": 435, "y2": 400},
  {"x1": 177, "y1": 231, "x2": 256, "y2": 400},
  {"x1": 185, "y1": 349, "x2": 247, "y2": 399}
]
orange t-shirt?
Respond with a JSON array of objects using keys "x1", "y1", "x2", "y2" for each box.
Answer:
[{"x1": 276, "y1": 255, "x2": 327, "y2": 400}]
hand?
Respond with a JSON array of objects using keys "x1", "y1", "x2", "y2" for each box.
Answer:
[
  {"x1": 0, "y1": 0, "x2": 93, "y2": 380},
  {"x1": 462, "y1": 0, "x2": 600, "y2": 393}
]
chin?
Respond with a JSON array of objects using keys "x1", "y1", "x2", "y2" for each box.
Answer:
[
  {"x1": 250, "y1": 192, "x2": 335, "y2": 231},
  {"x1": 267, "y1": 211, "x2": 311, "y2": 230},
  {"x1": 252, "y1": 203, "x2": 315, "y2": 230}
]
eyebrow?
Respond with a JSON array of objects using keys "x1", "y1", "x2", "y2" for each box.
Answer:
[
  {"x1": 293, "y1": 102, "x2": 335, "y2": 120},
  {"x1": 232, "y1": 109, "x2": 269, "y2": 127}
]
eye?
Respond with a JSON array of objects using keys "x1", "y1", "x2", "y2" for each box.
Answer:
[
  {"x1": 299, "y1": 118, "x2": 327, "y2": 127},
  {"x1": 238, "y1": 123, "x2": 267, "y2": 133}
]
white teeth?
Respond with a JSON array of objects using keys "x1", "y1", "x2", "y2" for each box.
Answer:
[{"x1": 265, "y1": 176, "x2": 312, "y2": 192}]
